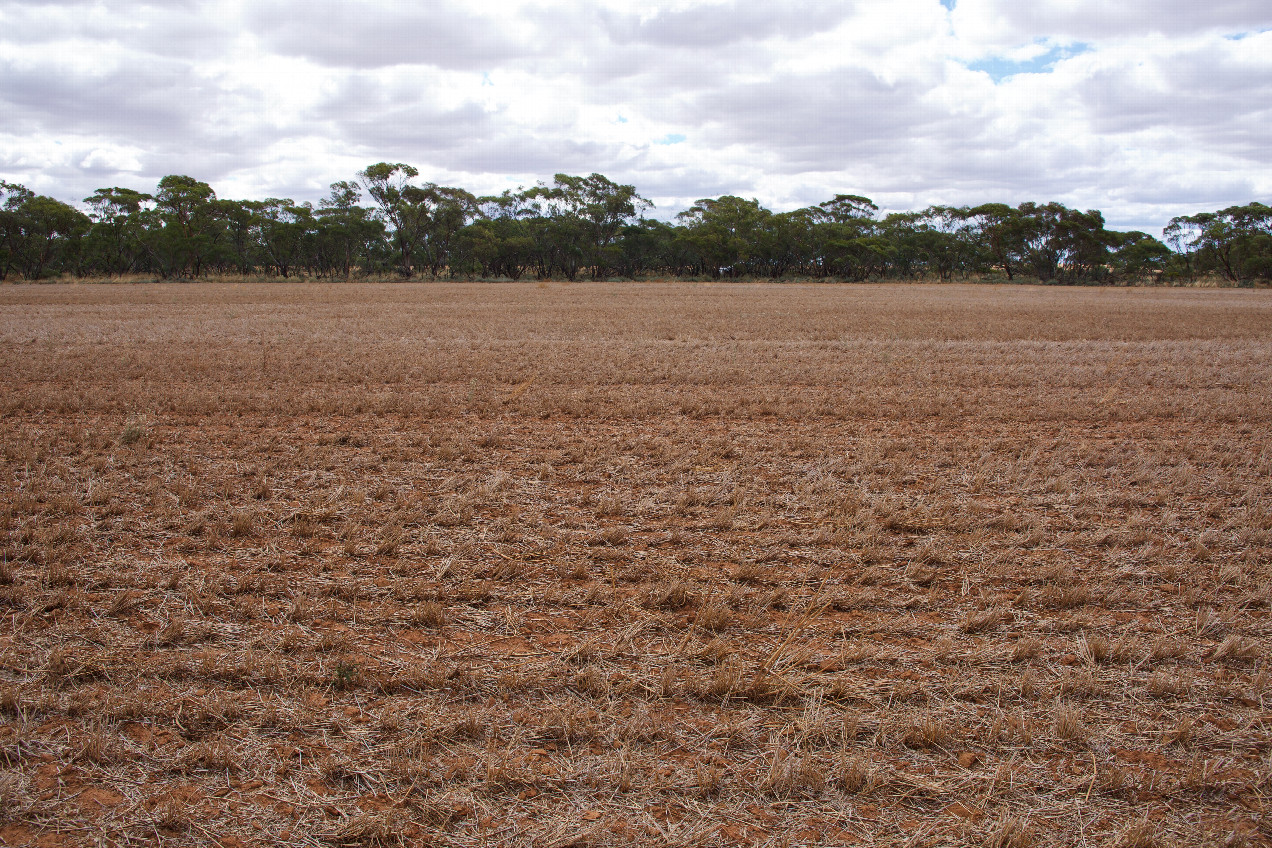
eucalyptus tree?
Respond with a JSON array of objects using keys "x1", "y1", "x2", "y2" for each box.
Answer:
[
  {"x1": 358, "y1": 163, "x2": 479, "y2": 277},
  {"x1": 524, "y1": 174, "x2": 652, "y2": 279},
  {"x1": 249, "y1": 199, "x2": 316, "y2": 278},
  {"x1": 1166, "y1": 203, "x2": 1272, "y2": 284},
  {"x1": 510, "y1": 184, "x2": 581, "y2": 279},
  {"x1": 1108, "y1": 231, "x2": 1172, "y2": 282},
  {"x1": 909, "y1": 206, "x2": 974, "y2": 280},
  {"x1": 804, "y1": 194, "x2": 883, "y2": 280},
  {"x1": 216, "y1": 198, "x2": 257, "y2": 275},
  {"x1": 1162, "y1": 214, "x2": 1205, "y2": 278},
  {"x1": 612, "y1": 218, "x2": 679, "y2": 278},
  {"x1": 755, "y1": 209, "x2": 815, "y2": 278},
  {"x1": 0, "y1": 183, "x2": 91, "y2": 280},
  {"x1": 0, "y1": 181, "x2": 33, "y2": 280},
  {"x1": 1015, "y1": 202, "x2": 1111, "y2": 283},
  {"x1": 11, "y1": 165, "x2": 1272, "y2": 286},
  {"x1": 83, "y1": 187, "x2": 152, "y2": 276},
  {"x1": 31, "y1": 196, "x2": 92, "y2": 278},
  {"x1": 358, "y1": 162, "x2": 425, "y2": 276},
  {"x1": 315, "y1": 181, "x2": 386, "y2": 279},
  {"x1": 143, "y1": 175, "x2": 224, "y2": 277},
  {"x1": 676, "y1": 196, "x2": 773, "y2": 278},
  {"x1": 458, "y1": 190, "x2": 540, "y2": 279},
  {"x1": 414, "y1": 184, "x2": 479, "y2": 278},
  {"x1": 815, "y1": 194, "x2": 878, "y2": 223},
  {"x1": 962, "y1": 203, "x2": 1026, "y2": 280},
  {"x1": 879, "y1": 212, "x2": 926, "y2": 278},
  {"x1": 1222, "y1": 202, "x2": 1272, "y2": 282}
]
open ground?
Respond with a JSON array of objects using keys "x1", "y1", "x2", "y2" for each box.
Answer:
[{"x1": 1, "y1": 281, "x2": 1271, "y2": 847}]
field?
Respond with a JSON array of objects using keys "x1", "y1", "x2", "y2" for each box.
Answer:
[{"x1": 1, "y1": 281, "x2": 1270, "y2": 847}]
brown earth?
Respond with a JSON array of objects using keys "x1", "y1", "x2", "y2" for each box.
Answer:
[{"x1": 1, "y1": 280, "x2": 1270, "y2": 846}]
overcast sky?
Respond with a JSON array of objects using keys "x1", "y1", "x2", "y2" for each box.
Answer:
[{"x1": 2, "y1": 0, "x2": 1270, "y2": 233}]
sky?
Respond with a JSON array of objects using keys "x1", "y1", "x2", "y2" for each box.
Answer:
[{"x1": 2, "y1": 0, "x2": 1271, "y2": 233}]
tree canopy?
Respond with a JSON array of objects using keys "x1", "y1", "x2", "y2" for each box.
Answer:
[{"x1": 0, "y1": 167, "x2": 1266, "y2": 285}]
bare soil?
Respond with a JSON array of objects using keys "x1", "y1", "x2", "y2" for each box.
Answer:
[{"x1": 1, "y1": 281, "x2": 1270, "y2": 846}]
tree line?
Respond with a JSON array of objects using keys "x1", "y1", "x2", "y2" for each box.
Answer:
[{"x1": 1, "y1": 164, "x2": 1269, "y2": 284}]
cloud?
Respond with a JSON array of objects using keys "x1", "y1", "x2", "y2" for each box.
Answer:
[
  {"x1": 312, "y1": 75, "x2": 496, "y2": 149},
  {"x1": 0, "y1": 0, "x2": 1269, "y2": 235},
  {"x1": 952, "y1": 0, "x2": 1272, "y2": 51},
  {"x1": 1, "y1": 1, "x2": 237, "y2": 59},
  {"x1": 1073, "y1": 33, "x2": 1272, "y2": 149},
  {"x1": 246, "y1": 0, "x2": 532, "y2": 69},
  {"x1": 0, "y1": 56, "x2": 222, "y2": 140},
  {"x1": 681, "y1": 66, "x2": 981, "y2": 171},
  {"x1": 598, "y1": 1, "x2": 857, "y2": 48}
]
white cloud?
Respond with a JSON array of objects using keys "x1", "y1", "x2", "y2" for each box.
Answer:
[
  {"x1": 952, "y1": 0, "x2": 1272, "y2": 49},
  {"x1": 0, "y1": 0, "x2": 1269, "y2": 232}
]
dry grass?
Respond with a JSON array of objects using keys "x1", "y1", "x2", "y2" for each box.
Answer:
[{"x1": 1, "y1": 281, "x2": 1270, "y2": 846}]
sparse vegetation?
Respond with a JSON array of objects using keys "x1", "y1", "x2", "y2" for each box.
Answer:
[{"x1": 1, "y1": 281, "x2": 1269, "y2": 846}]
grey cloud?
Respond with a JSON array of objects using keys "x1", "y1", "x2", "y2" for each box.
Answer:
[
  {"x1": 551, "y1": 38, "x2": 739, "y2": 88},
  {"x1": 0, "y1": 49, "x2": 290, "y2": 200},
  {"x1": 3, "y1": 0, "x2": 1270, "y2": 234},
  {"x1": 859, "y1": 141, "x2": 1263, "y2": 235},
  {"x1": 598, "y1": 0, "x2": 856, "y2": 48},
  {"x1": 680, "y1": 67, "x2": 983, "y2": 172},
  {"x1": 312, "y1": 76, "x2": 497, "y2": 150},
  {"x1": 625, "y1": 167, "x2": 751, "y2": 201},
  {"x1": 977, "y1": 0, "x2": 1272, "y2": 42},
  {"x1": 0, "y1": 1, "x2": 236, "y2": 59},
  {"x1": 1075, "y1": 47, "x2": 1272, "y2": 160},
  {"x1": 448, "y1": 136, "x2": 630, "y2": 178},
  {"x1": 0, "y1": 137, "x2": 175, "y2": 208},
  {"x1": 307, "y1": 77, "x2": 631, "y2": 178},
  {"x1": 246, "y1": 0, "x2": 529, "y2": 69},
  {"x1": 0, "y1": 57, "x2": 224, "y2": 140},
  {"x1": 1111, "y1": 176, "x2": 1259, "y2": 207},
  {"x1": 6, "y1": 0, "x2": 202, "y2": 6}
]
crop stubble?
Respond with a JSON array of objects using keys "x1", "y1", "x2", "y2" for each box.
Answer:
[{"x1": 1, "y1": 281, "x2": 1270, "y2": 846}]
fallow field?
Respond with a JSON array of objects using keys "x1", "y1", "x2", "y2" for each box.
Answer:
[{"x1": 1, "y1": 281, "x2": 1270, "y2": 847}]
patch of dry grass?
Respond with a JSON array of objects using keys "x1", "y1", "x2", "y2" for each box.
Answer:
[{"x1": 1, "y1": 281, "x2": 1270, "y2": 846}]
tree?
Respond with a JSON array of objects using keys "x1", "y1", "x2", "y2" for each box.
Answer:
[
  {"x1": 1163, "y1": 214, "x2": 1205, "y2": 279},
  {"x1": 800, "y1": 194, "x2": 882, "y2": 280},
  {"x1": 217, "y1": 199, "x2": 258, "y2": 276},
  {"x1": 526, "y1": 174, "x2": 652, "y2": 279},
  {"x1": 963, "y1": 203, "x2": 1026, "y2": 280},
  {"x1": 145, "y1": 175, "x2": 223, "y2": 277},
  {"x1": 315, "y1": 181, "x2": 385, "y2": 279},
  {"x1": 248, "y1": 199, "x2": 314, "y2": 278},
  {"x1": 676, "y1": 196, "x2": 772, "y2": 278},
  {"x1": 812, "y1": 194, "x2": 878, "y2": 224},
  {"x1": 457, "y1": 191, "x2": 541, "y2": 280},
  {"x1": 10, "y1": 165, "x2": 1272, "y2": 287},
  {"x1": 0, "y1": 181, "x2": 34, "y2": 280},
  {"x1": 358, "y1": 162, "x2": 424, "y2": 276},
  {"x1": 1108, "y1": 231, "x2": 1171, "y2": 283},
  {"x1": 357, "y1": 164, "x2": 479, "y2": 278},
  {"x1": 614, "y1": 219, "x2": 679, "y2": 278},
  {"x1": 909, "y1": 206, "x2": 975, "y2": 280},
  {"x1": 83, "y1": 187, "x2": 152, "y2": 276},
  {"x1": 409, "y1": 184, "x2": 478, "y2": 278},
  {"x1": 1167, "y1": 203, "x2": 1272, "y2": 284},
  {"x1": 0, "y1": 184, "x2": 90, "y2": 280},
  {"x1": 1015, "y1": 202, "x2": 1110, "y2": 283}
]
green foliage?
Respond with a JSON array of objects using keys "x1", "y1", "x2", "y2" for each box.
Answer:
[
  {"x1": 0, "y1": 182, "x2": 91, "y2": 280},
  {"x1": 2, "y1": 168, "x2": 1266, "y2": 285},
  {"x1": 357, "y1": 163, "x2": 478, "y2": 277},
  {"x1": 82, "y1": 187, "x2": 152, "y2": 277},
  {"x1": 1166, "y1": 203, "x2": 1272, "y2": 285},
  {"x1": 676, "y1": 196, "x2": 774, "y2": 278}
]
